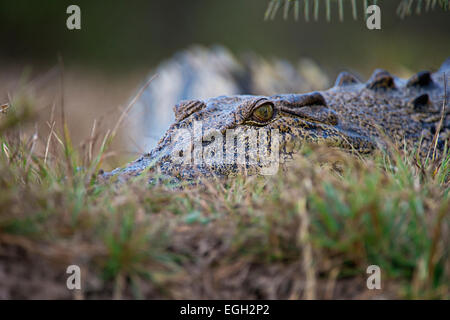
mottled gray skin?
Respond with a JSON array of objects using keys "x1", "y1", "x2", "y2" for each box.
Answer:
[
  {"x1": 106, "y1": 59, "x2": 450, "y2": 182},
  {"x1": 126, "y1": 46, "x2": 328, "y2": 152}
]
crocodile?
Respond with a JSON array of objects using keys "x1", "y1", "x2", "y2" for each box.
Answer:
[
  {"x1": 105, "y1": 58, "x2": 450, "y2": 182},
  {"x1": 126, "y1": 46, "x2": 329, "y2": 152}
]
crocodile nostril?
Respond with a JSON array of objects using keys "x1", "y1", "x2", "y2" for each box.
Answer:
[
  {"x1": 282, "y1": 92, "x2": 327, "y2": 108},
  {"x1": 278, "y1": 92, "x2": 338, "y2": 125}
]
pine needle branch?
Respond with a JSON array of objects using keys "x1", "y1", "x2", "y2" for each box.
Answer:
[{"x1": 264, "y1": 0, "x2": 449, "y2": 22}]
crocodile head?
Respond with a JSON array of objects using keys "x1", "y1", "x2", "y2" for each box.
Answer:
[
  {"x1": 108, "y1": 58, "x2": 449, "y2": 181},
  {"x1": 113, "y1": 92, "x2": 378, "y2": 180}
]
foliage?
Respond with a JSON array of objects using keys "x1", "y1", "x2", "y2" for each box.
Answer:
[
  {"x1": 265, "y1": 0, "x2": 450, "y2": 21},
  {"x1": 0, "y1": 91, "x2": 448, "y2": 299}
]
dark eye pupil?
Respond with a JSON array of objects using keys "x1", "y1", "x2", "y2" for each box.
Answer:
[{"x1": 254, "y1": 104, "x2": 273, "y2": 121}]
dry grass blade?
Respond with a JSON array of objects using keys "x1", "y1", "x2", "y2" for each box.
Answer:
[
  {"x1": 44, "y1": 121, "x2": 56, "y2": 165},
  {"x1": 1, "y1": 103, "x2": 9, "y2": 114},
  {"x1": 111, "y1": 74, "x2": 157, "y2": 140},
  {"x1": 0, "y1": 59, "x2": 449, "y2": 299},
  {"x1": 89, "y1": 119, "x2": 97, "y2": 164},
  {"x1": 427, "y1": 72, "x2": 447, "y2": 162},
  {"x1": 297, "y1": 198, "x2": 316, "y2": 300}
]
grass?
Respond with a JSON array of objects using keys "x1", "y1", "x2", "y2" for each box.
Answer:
[{"x1": 0, "y1": 91, "x2": 448, "y2": 299}]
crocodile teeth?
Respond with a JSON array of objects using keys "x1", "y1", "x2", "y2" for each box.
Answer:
[{"x1": 366, "y1": 69, "x2": 396, "y2": 90}]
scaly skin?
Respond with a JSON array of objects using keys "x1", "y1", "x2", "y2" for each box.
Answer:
[{"x1": 105, "y1": 59, "x2": 450, "y2": 182}]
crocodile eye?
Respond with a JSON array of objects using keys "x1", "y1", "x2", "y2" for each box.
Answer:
[{"x1": 252, "y1": 103, "x2": 274, "y2": 122}]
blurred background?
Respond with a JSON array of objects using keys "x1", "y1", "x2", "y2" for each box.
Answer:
[{"x1": 0, "y1": 0, "x2": 449, "y2": 168}]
